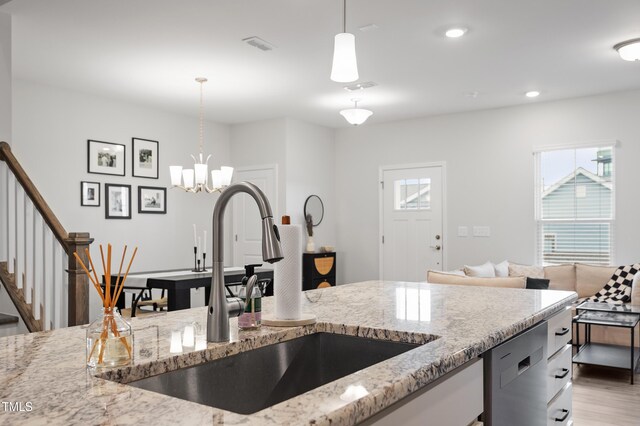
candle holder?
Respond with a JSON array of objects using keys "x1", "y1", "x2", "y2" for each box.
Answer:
[
  {"x1": 192, "y1": 246, "x2": 199, "y2": 272},
  {"x1": 201, "y1": 252, "x2": 207, "y2": 272}
]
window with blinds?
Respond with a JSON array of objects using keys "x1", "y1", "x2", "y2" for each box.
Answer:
[{"x1": 535, "y1": 145, "x2": 614, "y2": 265}]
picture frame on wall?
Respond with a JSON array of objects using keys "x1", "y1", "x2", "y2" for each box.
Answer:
[
  {"x1": 138, "y1": 186, "x2": 166, "y2": 214},
  {"x1": 132, "y1": 138, "x2": 159, "y2": 179},
  {"x1": 80, "y1": 181, "x2": 100, "y2": 207},
  {"x1": 105, "y1": 184, "x2": 132, "y2": 219},
  {"x1": 87, "y1": 140, "x2": 126, "y2": 176}
]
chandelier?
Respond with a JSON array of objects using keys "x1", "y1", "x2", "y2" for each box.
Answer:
[{"x1": 169, "y1": 78, "x2": 233, "y2": 193}]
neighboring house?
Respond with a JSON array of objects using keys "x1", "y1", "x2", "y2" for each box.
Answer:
[{"x1": 541, "y1": 164, "x2": 612, "y2": 265}]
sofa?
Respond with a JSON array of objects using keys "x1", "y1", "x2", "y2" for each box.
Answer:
[{"x1": 427, "y1": 263, "x2": 640, "y2": 348}]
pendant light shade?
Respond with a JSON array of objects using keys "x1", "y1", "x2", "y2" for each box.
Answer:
[
  {"x1": 340, "y1": 99, "x2": 372, "y2": 126},
  {"x1": 331, "y1": 32, "x2": 359, "y2": 82},
  {"x1": 330, "y1": 0, "x2": 359, "y2": 83}
]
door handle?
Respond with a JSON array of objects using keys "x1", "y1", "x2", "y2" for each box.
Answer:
[
  {"x1": 430, "y1": 245, "x2": 441, "y2": 250},
  {"x1": 555, "y1": 327, "x2": 570, "y2": 336}
]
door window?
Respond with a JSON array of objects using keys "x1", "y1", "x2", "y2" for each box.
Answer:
[{"x1": 394, "y1": 178, "x2": 431, "y2": 210}]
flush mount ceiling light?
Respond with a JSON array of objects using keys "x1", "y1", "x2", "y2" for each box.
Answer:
[
  {"x1": 340, "y1": 98, "x2": 373, "y2": 126},
  {"x1": 525, "y1": 90, "x2": 540, "y2": 98},
  {"x1": 169, "y1": 78, "x2": 233, "y2": 193},
  {"x1": 331, "y1": 0, "x2": 359, "y2": 83},
  {"x1": 614, "y1": 38, "x2": 640, "y2": 61},
  {"x1": 445, "y1": 27, "x2": 467, "y2": 38}
]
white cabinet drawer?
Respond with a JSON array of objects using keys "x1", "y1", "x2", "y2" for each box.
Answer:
[
  {"x1": 547, "y1": 382, "x2": 572, "y2": 426},
  {"x1": 547, "y1": 308, "x2": 572, "y2": 357},
  {"x1": 547, "y1": 344, "x2": 571, "y2": 402}
]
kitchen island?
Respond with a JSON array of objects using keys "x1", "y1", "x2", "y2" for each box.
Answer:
[{"x1": 0, "y1": 281, "x2": 576, "y2": 425}]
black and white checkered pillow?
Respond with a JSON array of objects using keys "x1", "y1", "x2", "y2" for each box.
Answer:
[{"x1": 588, "y1": 263, "x2": 640, "y2": 305}]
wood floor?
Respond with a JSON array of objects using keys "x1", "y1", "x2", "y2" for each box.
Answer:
[{"x1": 572, "y1": 364, "x2": 640, "y2": 426}]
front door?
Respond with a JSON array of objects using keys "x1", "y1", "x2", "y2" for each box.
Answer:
[
  {"x1": 381, "y1": 165, "x2": 444, "y2": 281},
  {"x1": 232, "y1": 165, "x2": 277, "y2": 267}
]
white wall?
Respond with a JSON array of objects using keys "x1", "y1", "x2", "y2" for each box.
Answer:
[
  {"x1": 230, "y1": 117, "x2": 337, "y2": 267},
  {"x1": 12, "y1": 80, "x2": 232, "y2": 317},
  {"x1": 0, "y1": 12, "x2": 9, "y2": 144},
  {"x1": 229, "y1": 118, "x2": 287, "y2": 218},
  {"x1": 0, "y1": 12, "x2": 10, "y2": 264},
  {"x1": 335, "y1": 90, "x2": 640, "y2": 285},
  {"x1": 285, "y1": 118, "x2": 336, "y2": 248}
]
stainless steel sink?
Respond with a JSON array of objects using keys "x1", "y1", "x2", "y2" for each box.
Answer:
[{"x1": 127, "y1": 332, "x2": 422, "y2": 414}]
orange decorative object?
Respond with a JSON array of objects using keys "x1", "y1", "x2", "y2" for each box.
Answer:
[
  {"x1": 314, "y1": 257, "x2": 334, "y2": 276},
  {"x1": 317, "y1": 281, "x2": 332, "y2": 289}
]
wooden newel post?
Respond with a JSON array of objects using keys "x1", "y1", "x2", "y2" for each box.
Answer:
[{"x1": 65, "y1": 232, "x2": 94, "y2": 326}]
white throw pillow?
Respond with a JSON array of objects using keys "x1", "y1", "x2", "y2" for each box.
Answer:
[
  {"x1": 464, "y1": 261, "x2": 496, "y2": 278},
  {"x1": 494, "y1": 260, "x2": 509, "y2": 277},
  {"x1": 446, "y1": 269, "x2": 466, "y2": 276}
]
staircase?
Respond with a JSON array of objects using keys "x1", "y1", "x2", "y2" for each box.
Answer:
[{"x1": 0, "y1": 141, "x2": 93, "y2": 333}]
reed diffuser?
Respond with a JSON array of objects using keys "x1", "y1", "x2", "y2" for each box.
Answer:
[{"x1": 74, "y1": 244, "x2": 137, "y2": 369}]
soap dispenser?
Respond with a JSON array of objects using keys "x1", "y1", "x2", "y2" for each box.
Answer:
[{"x1": 238, "y1": 264, "x2": 263, "y2": 330}]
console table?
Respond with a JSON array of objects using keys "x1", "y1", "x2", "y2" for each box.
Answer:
[
  {"x1": 573, "y1": 301, "x2": 640, "y2": 384},
  {"x1": 104, "y1": 267, "x2": 274, "y2": 313}
]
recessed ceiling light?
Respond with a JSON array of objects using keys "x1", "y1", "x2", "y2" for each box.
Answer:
[
  {"x1": 525, "y1": 91, "x2": 540, "y2": 98},
  {"x1": 614, "y1": 38, "x2": 640, "y2": 61},
  {"x1": 445, "y1": 27, "x2": 467, "y2": 38}
]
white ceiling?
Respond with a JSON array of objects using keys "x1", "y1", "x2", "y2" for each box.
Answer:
[{"x1": 2, "y1": 0, "x2": 640, "y2": 128}]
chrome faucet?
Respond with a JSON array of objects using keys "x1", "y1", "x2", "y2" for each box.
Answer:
[{"x1": 207, "y1": 181, "x2": 283, "y2": 342}]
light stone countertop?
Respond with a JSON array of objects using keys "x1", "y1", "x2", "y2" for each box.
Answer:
[{"x1": 0, "y1": 281, "x2": 576, "y2": 425}]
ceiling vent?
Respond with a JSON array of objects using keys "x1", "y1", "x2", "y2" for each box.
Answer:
[
  {"x1": 242, "y1": 36, "x2": 276, "y2": 51},
  {"x1": 343, "y1": 81, "x2": 378, "y2": 92}
]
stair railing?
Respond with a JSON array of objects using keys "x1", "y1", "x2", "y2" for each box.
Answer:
[{"x1": 0, "y1": 141, "x2": 93, "y2": 331}]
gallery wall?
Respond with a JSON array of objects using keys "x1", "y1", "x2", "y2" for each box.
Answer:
[
  {"x1": 334, "y1": 89, "x2": 640, "y2": 285},
  {"x1": 12, "y1": 80, "x2": 233, "y2": 317}
]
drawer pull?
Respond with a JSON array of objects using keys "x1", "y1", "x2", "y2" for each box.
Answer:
[
  {"x1": 555, "y1": 368, "x2": 570, "y2": 379},
  {"x1": 555, "y1": 327, "x2": 570, "y2": 336},
  {"x1": 555, "y1": 409, "x2": 570, "y2": 422}
]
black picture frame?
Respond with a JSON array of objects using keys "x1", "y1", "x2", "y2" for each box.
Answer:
[
  {"x1": 132, "y1": 138, "x2": 159, "y2": 179},
  {"x1": 80, "y1": 181, "x2": 101, "y2": 207},
  {"x1": 138, "y1": 186, "x2": 167, "y2": 214},
  {"x1": 105, "y1": 184, "x2": 132, "y2": 219},
  {"x1": 87, "y1": 140, "x2": 126, "y2": 176}
]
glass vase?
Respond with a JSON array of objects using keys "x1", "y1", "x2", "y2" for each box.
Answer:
[{"x1": 86, "y1": 307, "x2": 133, "y2": 369}]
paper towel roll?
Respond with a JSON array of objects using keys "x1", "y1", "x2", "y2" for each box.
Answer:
[{"x1": 274, "y1": 224, "x2": 302, "y2": 320}]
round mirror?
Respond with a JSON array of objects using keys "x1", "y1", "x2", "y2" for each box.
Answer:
[{"x1": 304, "y1": 195, "x2": 324, "y2": 227}]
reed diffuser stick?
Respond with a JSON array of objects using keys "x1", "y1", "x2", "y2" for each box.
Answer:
[{"x1": 76, "y1": 244, "x2": 137, "y2": 367}]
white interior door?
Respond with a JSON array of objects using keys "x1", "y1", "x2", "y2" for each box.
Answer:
[
  {"x1": 232, "y1": 166, "x2": 277, "y2": 267},
  {"x1": 381, "y1": 165, "x2": 444, "y2": 281}
]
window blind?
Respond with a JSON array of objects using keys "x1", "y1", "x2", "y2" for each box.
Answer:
[{"x1": 535, "y1": 145, "x2": 615, "y2": 266}]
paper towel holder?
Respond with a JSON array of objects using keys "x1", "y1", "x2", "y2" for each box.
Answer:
[{"x1": 304, "y1": 195, "x2": 324, "y2": 226}]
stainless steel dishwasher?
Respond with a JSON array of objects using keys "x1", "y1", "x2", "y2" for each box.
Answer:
[{"x1": 483, "y1": 321, "x2": 548, "y2": 426}]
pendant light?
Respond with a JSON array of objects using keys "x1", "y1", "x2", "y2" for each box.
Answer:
[
  {"x1": 169, "y1": 78, "x2": 233, "y2": 193},
  {"x1": 330, "y1": 0, "x2": 359, "y2": 83},
  {"x1": 340, "y1": 98, "x2": 372, "y2": 126}
]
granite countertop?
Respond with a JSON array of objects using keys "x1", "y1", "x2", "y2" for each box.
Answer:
[{"x1": 0, "y1": 281, "x2": 576, "y2": 425}]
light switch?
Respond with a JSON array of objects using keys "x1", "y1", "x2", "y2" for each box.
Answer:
[
  {"x1": 473, "y1": 226, "x2": 491, "y2": 237},
  {"x1": 457, "y1": 226, "x2": 468, "y2": 237}
]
